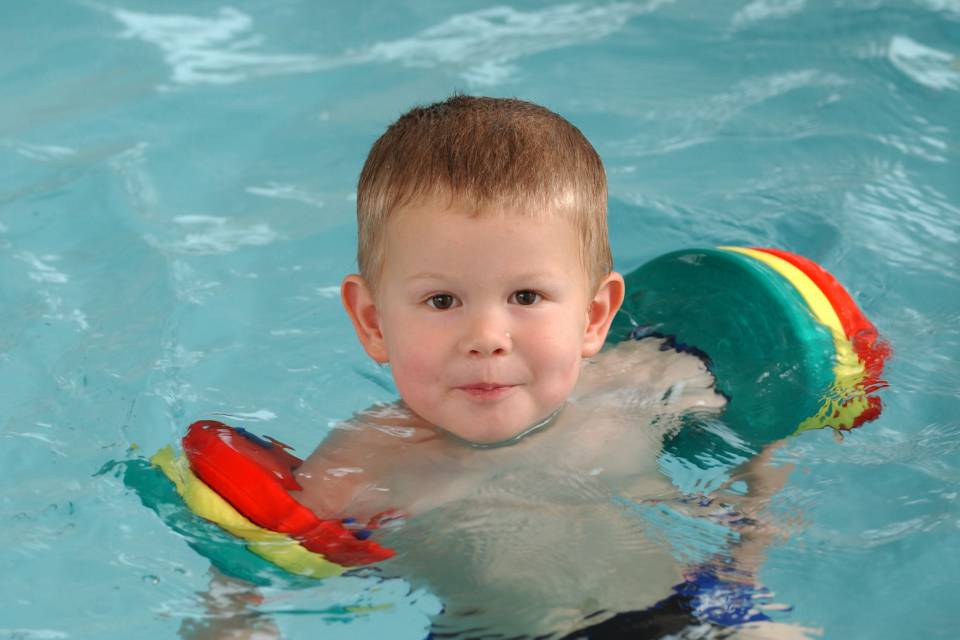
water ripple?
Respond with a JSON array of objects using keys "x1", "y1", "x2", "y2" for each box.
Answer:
[
  {"x1": 844, "y1": 160, "x2": 960, "y2": 280},
  {"x1": 168, "y1": 259, "x2": 220, "y2": 304},
  {"x1": 107, "y1": 6, "x2": 324, "y2": 87},
  {"x1": 246, "y1": 182, "x2": 325, "y2": 208},
  {"x1": 355, "y1": 1, "x2": 671, "y2": 86},
  {"x1": 732, "y1": 0, "x2": 807, "y2": 30},
  {"x1": 920, "y1": 0, "x2": 960, "y2": 18},
  {"x1": 98, "y1": 2, "x2": 672, "y2": 88},
  {"x1": 794, "y1": 423, "x2": 960, "y2": 483},
  {"x1": 14, "y1": 252, "x2": 69, "y2": 284},
  {"x1": 613, "y1": 69, "x2": 847, "y2": 156},
  {"x1": 8, "y1": 141, "x2": 77, "y2": 162},
  {"x1": 0, "y1": 630, "x2": 68, "y2": 639},
  {"x1": 146, "y1": 215, "x2": 278, "y2": 255},
  {"x1": 889, "y1": 35, "x2": 960, "y2": 91}
]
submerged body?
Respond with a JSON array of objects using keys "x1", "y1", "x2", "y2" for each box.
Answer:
[{"x1": 294, "y1": 338, "x2": 726, "y2": 636}]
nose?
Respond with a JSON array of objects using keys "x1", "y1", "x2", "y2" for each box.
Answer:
[{"x1": 459, "y1": 310, "x2": 513, "y2": 357}]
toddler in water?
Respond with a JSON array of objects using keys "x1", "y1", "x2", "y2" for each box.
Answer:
[{"x1": 286, "y1": 96, "x2": 738, "y2": 636}]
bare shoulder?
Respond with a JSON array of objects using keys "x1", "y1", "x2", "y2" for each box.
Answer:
[
  {"x1": 549, "y1": 337, "x2": 726, "y2": 484},
  {"x1": 293, "y1": 403, "x2": 447, "y2": 518},
  {"x1": 574, "y1": 337, "x2": 726, "y2": 414},
  {"x1": 303, "y1": 402, "x2": 441, "y2": 459}
]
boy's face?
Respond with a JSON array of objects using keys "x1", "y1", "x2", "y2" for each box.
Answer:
[{"x1": 344, "y1": 198, "x2": 622, "y2": 445}]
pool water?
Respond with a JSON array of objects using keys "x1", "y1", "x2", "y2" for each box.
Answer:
[{"x1": 2, "y1": 1, "x2": 958, "y2": 638}]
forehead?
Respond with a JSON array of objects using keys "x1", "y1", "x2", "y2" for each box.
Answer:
[{"x1": 381, "y1": 198, "x2": 585, "y2": 277}]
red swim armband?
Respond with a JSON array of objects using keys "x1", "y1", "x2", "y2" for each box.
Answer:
[{"x1": 183, "y1": 420, "x2": 394, "y2": 566}]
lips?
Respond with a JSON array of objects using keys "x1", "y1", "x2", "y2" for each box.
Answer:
[{"x1": 456, "y1": 382, "x2": 517, "y2": 400}]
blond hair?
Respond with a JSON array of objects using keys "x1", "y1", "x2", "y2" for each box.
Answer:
[{"x1": 356, "y1": 95, "x2": 611, "y2": 290}]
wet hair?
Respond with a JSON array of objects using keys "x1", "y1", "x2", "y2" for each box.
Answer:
[{"x1": 356, "y1": 95, "x2": 611, "y2": 291}]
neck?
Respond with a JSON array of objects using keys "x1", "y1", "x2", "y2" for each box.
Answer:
[{"x1": 448, "y1": 405, "x2": 566, "y2": 450}]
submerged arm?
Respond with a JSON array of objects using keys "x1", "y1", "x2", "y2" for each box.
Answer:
[
  {"x1": 719, "y1": 439, "x2": 796, "y2": 577},
  {"x1": 178, "y1": 567, "x2": 280, "y2": 640}
]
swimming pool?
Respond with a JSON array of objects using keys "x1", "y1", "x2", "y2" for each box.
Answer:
[{"x1": 1, "y1": 1, "x2": 958, "y2": 637}]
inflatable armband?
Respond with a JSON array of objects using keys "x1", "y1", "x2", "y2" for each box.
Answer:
[
  {"x1": 151, "y1": 420, "x2": 394, "y2": 579},
  {"x1": 610, "y1": 247, "x2": 888, "y2": 456}
]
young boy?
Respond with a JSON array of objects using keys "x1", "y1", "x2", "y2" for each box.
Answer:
[{"x1": 287, "y1": 96, "x2": 736, "y2": 637}]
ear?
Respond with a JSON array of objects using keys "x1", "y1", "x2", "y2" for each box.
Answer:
[
  {"x1": 341, "y1": 274, "x2": 389, "y2": 363},
  {"x1": 581, "y1": 271, "x2": 626, "y2": 358}
]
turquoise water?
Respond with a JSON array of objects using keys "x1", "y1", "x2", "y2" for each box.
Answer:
[{"x1": 2, "y1": 1, "x2": 958, "y2": 638}]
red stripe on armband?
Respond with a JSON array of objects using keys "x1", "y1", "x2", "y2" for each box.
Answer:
[{"x1": 183, "y1": 420, "x2": 394, "y2": 566}]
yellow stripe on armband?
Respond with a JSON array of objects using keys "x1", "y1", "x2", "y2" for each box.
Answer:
[
  {"x1": 721, "y1": 247, "x2": 872, "y2": 433},
  {"x1": 150, "y1": 446, "x2": 344, "y2": 579}
]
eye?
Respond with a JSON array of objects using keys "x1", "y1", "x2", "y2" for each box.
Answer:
[
  {"x1": 426, "y1": 293, "x2": 458, "y2": 310},
  {"x1": 511, "y1": 290, "x2": 541, "y2": 306}
]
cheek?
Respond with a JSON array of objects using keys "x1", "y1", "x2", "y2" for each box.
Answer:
[
  {"x1": 528, "y1": 326, "x2": 585, "y2": 391},
  {"x1": 392, "y1": 350, "x2": 438, "y2": 386},
  {"x1": 383, "y1": 320, "x2": 446, "y2": 392}
]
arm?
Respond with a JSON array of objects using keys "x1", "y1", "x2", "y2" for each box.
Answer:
[
  {"x1": 293, "y1": 406, "x2": 451, "y2": 522},
  {"x1": 178, "y1": 567, "x2": 280, "y2": 640},
  {"x1": 292, "y1": 425, "x2": 380, "y2": 519},
  {"x1": 654, "y1": 440, "x2": 819, "y2": 638},
  {"x1": 720, "y1": 439, "x2": 796, "y2": 577},
  {"x1": 645, "y1": 440, "x2": 796, "y2": 576}
]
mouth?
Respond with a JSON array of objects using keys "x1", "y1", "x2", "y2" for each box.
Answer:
[{"x1": 455, "y1": 382, "x2": 518, "y2": 401}]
